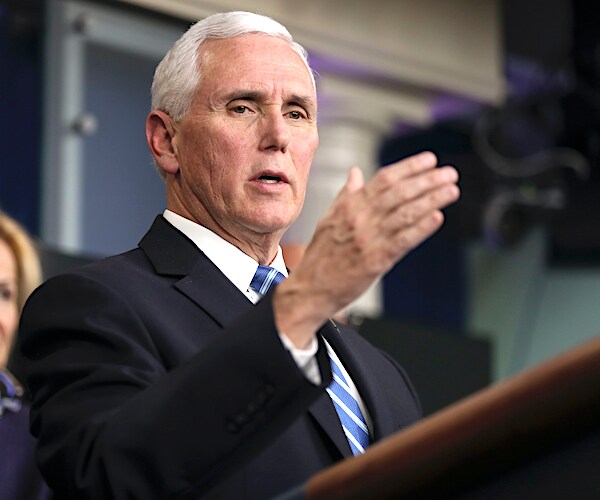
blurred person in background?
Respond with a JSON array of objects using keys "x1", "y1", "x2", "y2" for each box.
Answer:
[{"x1": 0, "y1": 210, "x2": 50, "y2": 499}]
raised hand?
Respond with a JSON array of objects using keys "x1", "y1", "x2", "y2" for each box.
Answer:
[{"x1": 274, "y1": 151, "x2": 460, "y2": 347}]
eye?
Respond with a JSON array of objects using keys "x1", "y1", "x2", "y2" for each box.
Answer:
[
  {"x1": 231, "y1": 105, "x2": 249, "y2": 114},
  {"x1": 287, "y1": 110, "x2": 305, "y2": 120},
  {"x1": 0, "y1": 287, "x2": 14, "y2": 303},
  {"x1": 229, "y1": 102, "x2": 258, "y2": 115}
]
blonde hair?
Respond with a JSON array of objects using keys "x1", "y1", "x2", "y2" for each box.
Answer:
[{"x1": 0, "y1": 211, "x2": 42, "y2": 312}]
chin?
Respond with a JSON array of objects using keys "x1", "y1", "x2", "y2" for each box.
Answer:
[
  {"x1": 247, "y1": 216, "x2": 294, "y2": 236},
  {"x1": 253, "y1": 222, "x2": 291, "y2": 235},
  {"x1": 247, "y1": 207, "x2": 299, "y2": 234}
]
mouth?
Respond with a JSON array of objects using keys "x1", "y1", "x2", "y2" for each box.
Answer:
[{"x1": 254, "y1": 171, "x2": 288, "y2": 185}]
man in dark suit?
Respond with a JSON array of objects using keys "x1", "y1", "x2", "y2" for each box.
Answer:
[{"x1": 19, "y1": 11, "x2": 460, "y2": 499}]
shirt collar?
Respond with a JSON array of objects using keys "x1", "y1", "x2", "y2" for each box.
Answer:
[{"x1": 163, "y1": 210, "x2": 288, "y2": 296}]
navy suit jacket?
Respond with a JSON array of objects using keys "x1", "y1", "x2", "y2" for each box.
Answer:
[{"x1": 20, "y1": 216, "x2": 421, "y2": 499}]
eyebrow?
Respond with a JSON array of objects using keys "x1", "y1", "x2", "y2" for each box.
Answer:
[
  {"x1": 289, "y1": 94, "x2": 317, "y2": 111},
  {"x1": 223, "y1": 90, "x2": 316, "y2": 111}
]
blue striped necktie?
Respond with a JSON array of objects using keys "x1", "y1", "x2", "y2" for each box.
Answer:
[
  {"x1": 250, "y1": 265, "x2": 371, "y2": 455},
  {"x1": 250, "y1": 265, "x2": 286, "y2": 295},
  {"x1": 326, "y1": 353, "x2": 370, "y2": 455}
]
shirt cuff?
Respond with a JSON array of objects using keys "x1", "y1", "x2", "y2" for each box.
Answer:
[{"x1": 278, "y1": 333, "x2": 321, "y2": 385}]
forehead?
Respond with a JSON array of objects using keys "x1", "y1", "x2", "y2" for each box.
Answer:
[{"x1": 198, "y1": 35, "x2": 316, "y2": 95}]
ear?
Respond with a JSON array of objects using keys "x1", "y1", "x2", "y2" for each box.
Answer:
[{"x1": 146, "y1": 110, "x2": 180, "y2": 176}]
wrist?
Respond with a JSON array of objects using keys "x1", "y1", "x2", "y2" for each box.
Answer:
[{"x1": 272, "y1": 281, "x2": 327, "y2": 349}]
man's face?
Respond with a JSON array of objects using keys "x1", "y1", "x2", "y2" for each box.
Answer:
[{"x1": 169, "y1": 34, "x2": 318, "y2": 242}]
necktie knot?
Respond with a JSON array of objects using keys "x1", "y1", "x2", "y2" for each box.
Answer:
[{"x1": 250, "y1": 265, "x2": 285, "y2": 296}]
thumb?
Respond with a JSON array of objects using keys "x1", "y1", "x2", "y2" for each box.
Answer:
[
  {"x1": 327, "y1": 166, "x2": 365, "y2": 212},
  {"x1": 343, "y1": 166, "x2": 364, "y2": 195}
]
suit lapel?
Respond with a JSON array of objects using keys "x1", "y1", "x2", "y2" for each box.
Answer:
[
  {"x1": 175, "y1": 259, "x2": 253, "y2": 327},
  {"x1": 139, "y1": 215, "x2": 199, "y2": 275},
  {"x1": 139, "y1": 216, "x2": 252, "y2": 327}
]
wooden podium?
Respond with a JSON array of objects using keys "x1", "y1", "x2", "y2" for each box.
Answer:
[{"x1": 283, "y1": 335, "x2": 600, "y2": 499}]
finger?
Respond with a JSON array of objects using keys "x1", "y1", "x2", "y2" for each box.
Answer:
[
  {"x1": 389, "y1": 209, "x2": 446, "y2": 259},
  {"x1": 379, "y1": 182, "x2": 460, "y2": 232},
  {"x1": 370, "y1": 165, "x2": 459, "y2": 213},
  {"x1": 325, "y1": 166, "x2": 365, "y2": 217},
  {"x1": 382, "y1": 150, "x2": 439, "y2": 181},
  {"x1": 344, "y1": 166, "x2": 364, "y2": 195}
]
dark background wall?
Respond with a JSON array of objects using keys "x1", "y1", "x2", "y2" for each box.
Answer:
[{"x1": 0, "y1": 0, "x2": 44, "y2": 234}]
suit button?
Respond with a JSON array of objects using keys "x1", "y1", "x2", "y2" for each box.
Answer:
[{"x1": 256, "y1": 384, "x2": 275, "y2": 404}]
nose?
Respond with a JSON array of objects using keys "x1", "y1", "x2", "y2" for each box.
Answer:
[{"x1": 258, "y1": 111, "x2": 290, "y2": 152}]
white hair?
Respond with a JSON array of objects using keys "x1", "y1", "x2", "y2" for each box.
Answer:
[{"x1": 151, "y1": 11, "x2": 315, "y2": 123}]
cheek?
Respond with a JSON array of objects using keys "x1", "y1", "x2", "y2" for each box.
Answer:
[
  {"x1": 203, "y1": 126, "x2": 251, "y2": 179},
  {"x1": 201, "y1": 141, "x2": 247, "y2": 193},
  {"x1": 294, "y1": 134, "x2": 318, "y2": 183},
  {"x1": 0, "y1": 304, "x2": 18, "y2": 340}
]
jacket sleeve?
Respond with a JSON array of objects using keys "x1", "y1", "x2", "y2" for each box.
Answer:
[{"x1": 19, "y1": 272, "x2": 332, "y2": 500}]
